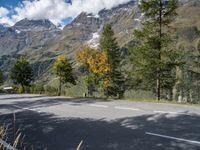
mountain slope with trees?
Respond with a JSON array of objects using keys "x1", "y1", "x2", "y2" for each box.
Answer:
[{"x1": 0, "y1": 0, "x2": 200, "y2": 101}]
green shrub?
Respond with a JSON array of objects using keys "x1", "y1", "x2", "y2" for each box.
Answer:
[
  {"x1": 124, "y1": 90, "x2": 156, "y2": 101},
  {"x1": 30, "y1": 83, "x2": 45, "y2": 94},
  {"x1": 44, "y1": 85, "x2": 59, "y2": 96}
]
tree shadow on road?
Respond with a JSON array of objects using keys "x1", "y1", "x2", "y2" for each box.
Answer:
[
  {"x1": 0, "y1": 95, "x2": 111, "y2": 110},
  {"x1": 0, "y1": 95, "x2": 45, "y2": 100},
  {"x1": 1, "y1": 110, "x2": 200, "y2": 150}
]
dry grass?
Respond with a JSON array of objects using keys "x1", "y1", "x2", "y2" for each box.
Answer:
[
  {"x1": 0, "y1": 113, "x2": 22, "y2": 150},
  {"x1": 76, "y1": 140, "x2": 83, "y2": 150},
  {"x1": 0, "y1": 113, "x2": 84, "y2": 150},
  {"x1": 0, "y1": 126, "x2": 22, "y2": 150}
]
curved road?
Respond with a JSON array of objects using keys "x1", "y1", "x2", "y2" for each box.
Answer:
[{"x1": 1, "y1": 94, "x2": 200, "y2": 150}]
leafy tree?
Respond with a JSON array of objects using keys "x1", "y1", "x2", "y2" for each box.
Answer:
[
  {"x1": 54, "y1": 55, "x2": 76, "y2": 96},
  {"x1": 99, "y1": 24, "x2": 126, "y2": 98},
  {"x1": 76, "y1": 45, "x2": 97, "y2": 96},
  {"x1": 87, "y1": 51, "x2": 111, "y2": 92},
  {"x1": 0, "y1": 70, "x2": 3, "y2": 86},
  {"x1": 76, "y1": 45, "x2": 111, "y2": 96},
  {"x1": 131, "y1": 0, "x2": 178, "y2": 100},
  {"x1": 10, "y1": 57, "x2": 33, "y2": 92}
]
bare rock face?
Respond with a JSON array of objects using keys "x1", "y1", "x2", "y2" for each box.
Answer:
[
  {"x1": 13, "y1": 19, "x2": 57, "y2": 31},
  {"x1": 58, "y1": 0, "x2": 140, "y2": 53},
  {"x1": 0, "y1": 19, "x2": 61, "y2": 56},
  {"x1": 0, "y1": 19, "x2": 61, "y2": 79}
]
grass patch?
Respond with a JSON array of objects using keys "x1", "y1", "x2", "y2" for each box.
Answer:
[{"x1": 127, "y1": 97, "x2": 200, "y2": 107}]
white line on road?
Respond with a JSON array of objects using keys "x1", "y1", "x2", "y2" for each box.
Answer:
[
  {"x1": 146, "y1": 132, "x2": 200, "y2": 145},
  {"x1": 153, "y1": 111, "x2": 183, "y2": 115},
  {"x1": 88, "y1": 104, "x2": 108, "y2": 108},
  {"x1": 13, "y1": 105, "x2": 41, "y2": 113},
  {"x1": 13, "y1": 105, "x2": 32, "y2": 111},
  {"x1": 114, "y1": 106, "x2": 140, "y2": 111},
  {"x1": 13, "y1": 105, "x2": 21, "y2": 109}
]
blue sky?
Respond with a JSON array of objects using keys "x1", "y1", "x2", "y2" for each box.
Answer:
[
  {"x1": 0, "y1": 0, "x2": 72, "y2": 26},
  {"x1": 0, "y1": 0, "x2": 131, "y2": 27},
  {"x1": 0, "y1": 0, "x2": 71, "y2": 8},
  {"x1": 0, "y1": 0, "x2": 20, "y2": 8}
]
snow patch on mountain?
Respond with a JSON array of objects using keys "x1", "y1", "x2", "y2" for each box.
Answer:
[
  {"x1": 87, "y1": 32, "x2": 100, "y2": 48},
  {"x1": 15, "y1": 30, "x2": 21, "y2": 34}
]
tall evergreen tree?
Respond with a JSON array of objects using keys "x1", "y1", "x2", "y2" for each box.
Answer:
[
  {"x1": 131, "y1": 0, "x2": 178, "y2": 100},
  {"x1": 10, "y1": 57, "x2": 33, "y2": 92},
  {"x1": 99, "y1": 24, "x2": 126, "y2": 98}
]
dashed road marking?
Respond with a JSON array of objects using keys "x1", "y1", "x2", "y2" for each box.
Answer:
[
  {"x1": 88, "y1": 104, "x2": 108, "y2": 108},
  {"x1": 146, "y1": 132, "x2": 200, "y2": 145},
  {"x1": 153, "y1": 110, "x2": 183, "y2": 115},
  {"x1": 114, "y1": 106, "x2": 140, "y2": 111}
]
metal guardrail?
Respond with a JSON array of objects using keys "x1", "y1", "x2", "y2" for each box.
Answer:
[{"x1": 0, "y1": 139, "x2": 17, "y2": 150}]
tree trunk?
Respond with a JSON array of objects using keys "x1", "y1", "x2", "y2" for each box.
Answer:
[
  {"x1": 173, "y1": 66, "x2": 182, "y2": 101},
  {"x1": 157, "y1": 0, "x2": 162, "y2": 101},
  {"x1": 169, "y1": 88, "x2": 173, "y2": 101},
  {"x1": 104, "y1": 87, "x2": 109, "y2": 99},
  {"x1": 156, "y1": 76, "x2": 161, "y2": 101},
  {"x1": 58, "y1": 77, "x2": 62, "y2": 96},
  {"x1": 21, "y1": 83, "x2": 25, "y2": 93}
]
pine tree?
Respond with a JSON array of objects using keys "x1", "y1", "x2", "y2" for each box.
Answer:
[
  {"x1": 10, "y1": 57, "x2": 33, "y2": 92},
  {"x1": 99, "y1": 24, "x2": 126, "y2": 98},
  {"x1": 131, "y1": 0, "x2": 178, "y2": 100},
  {"x1": 54, "y1": 55, "x2": 76, "y2": 96}
]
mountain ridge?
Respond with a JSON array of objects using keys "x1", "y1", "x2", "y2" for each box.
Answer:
[{"x1": 0, "y1": 0, "x2": 199, "y2": 83}]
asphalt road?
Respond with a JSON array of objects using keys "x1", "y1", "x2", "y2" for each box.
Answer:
[{"x1": 1, "y1": 94, "x2": 200, "y2": 150}]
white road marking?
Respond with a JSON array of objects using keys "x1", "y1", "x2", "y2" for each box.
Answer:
[
  {"x1": 114, "y1": 106, "x2": 140, "y2": 111},
  {"x1": 13, "y1": 105, "x2": 21, "y2": 109},
  {"x1": 88, "y1": 104, "x2": 108, "y2": 108},
  {"x1": 13, "y1": 105, "x2": 41, "y2": 113},
  {"x1": 153, "y1": 110, "x2": 183, "y2": 115},
  {"x1": 146, "y1": 132, "x2": 200, "y2": 145}
]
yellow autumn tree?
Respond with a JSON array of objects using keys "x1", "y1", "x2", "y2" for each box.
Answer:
[
  {"x1": 76, "y1": 45, "x2": 111, "y2": 96},
  {"x1": 87, "y1": 51, "x2": 111, "y2": 89},
  {"x1": 76, "y1": 45, "x2": 95, "y2": 68}
]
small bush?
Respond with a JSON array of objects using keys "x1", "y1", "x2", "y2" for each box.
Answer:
[
  {"x1": 124, "y1": 90, "x2": 156, "y2": 101},
  {"x1": 44, "y1": 85, "x2": 59, "y2": 96},
  {"x1": 30, "y1": 83, "x2": 45, "y2": 94}
]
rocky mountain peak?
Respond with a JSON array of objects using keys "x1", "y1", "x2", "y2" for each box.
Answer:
[
  {"x1": 71, "y1": 12, "x2": 102, "y2": 27},
  {"x1": 98, "y1": 0, "x2": 138, "y2": 19},
  {"x1": 13, "y1": 18, "x2": 58, "y2": 31}
]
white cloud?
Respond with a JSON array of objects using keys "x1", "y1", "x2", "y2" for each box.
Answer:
[
  {"x1": 0, "y1": 0, "x2": 132, "y2": 27},
  {"x1": 0, "y1": 17, "x2": 14, "y2": 26},
  {"x1": 0, "y1": 7, "x2": 9, "y2": 17},
  {"x1": 0, "y1": 7, "x2": 14, "y2": 25}
]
